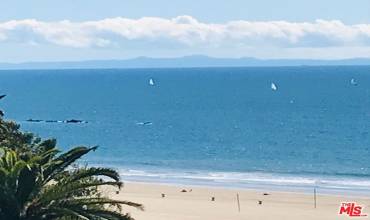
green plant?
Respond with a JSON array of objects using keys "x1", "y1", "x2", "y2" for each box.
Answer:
[{"x1": 0, "y1": 113, "x2": 143, "y2": 219}]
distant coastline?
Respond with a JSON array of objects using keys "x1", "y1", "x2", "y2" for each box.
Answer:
[{"x1": 1, "y1": 55, "x2": 370, "y2": 70}]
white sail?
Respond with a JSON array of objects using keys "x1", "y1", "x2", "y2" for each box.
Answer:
[
  {"x1": 271, "y1": 82, "x2": 277, "y2": 91},
  {"x1": 149, "y1": 78, "x2": 155, "y2": 86}
]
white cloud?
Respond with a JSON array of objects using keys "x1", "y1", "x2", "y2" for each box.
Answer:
[{"x1": 0, "y1": 16, "x2": 370, "y2": 53}]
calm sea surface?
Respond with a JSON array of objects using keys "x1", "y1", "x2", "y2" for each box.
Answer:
[{"x1": 1, "y1": 66, "x2": 370, "y2": 194}]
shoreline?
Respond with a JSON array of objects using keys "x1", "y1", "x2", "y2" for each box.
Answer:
[
  {"x1": 114, "y1": 167, "x2": 370, "y2": 197},
  {"x1": 102, "y1": 181, "x2": 370, "y2": 220},
  {"x1": 121, "y1": 180, "x2": 370, "y2": 199}
]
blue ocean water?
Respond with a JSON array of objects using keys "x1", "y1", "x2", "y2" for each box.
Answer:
[{"x1": 1, "y1": 66, "x2": 370, "y2": 194}]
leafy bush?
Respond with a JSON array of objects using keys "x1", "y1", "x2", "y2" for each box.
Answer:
[{"x1": 0, "y1": 115, "x2": 143, "y2": 219}]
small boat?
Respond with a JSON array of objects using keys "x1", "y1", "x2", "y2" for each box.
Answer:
[
  {"x1": 136, "y1": 121, "x2": 153, "y2": 126},
  {"x1": 350, "y1": 78, "x2": 357, "y2": 86},
  {"x1": 271, "y1": 82, "x2": 277, "y2": 91},
  {"x1": 149, "y1": 78, "x2": 155, "y2": 86}
]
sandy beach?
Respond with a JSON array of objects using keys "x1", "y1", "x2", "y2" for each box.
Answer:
[{"x1": 102, "y1": 182, "x2": 370, "y2": 220}]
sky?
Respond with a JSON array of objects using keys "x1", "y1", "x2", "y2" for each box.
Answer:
[{"x1": 1, "y1": 0, "x2": 370, "y2": 62}]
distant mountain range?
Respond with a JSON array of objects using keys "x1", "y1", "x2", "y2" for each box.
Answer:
[{"x1": 1, "y1": 55, "x2": 370, "y2": 70}]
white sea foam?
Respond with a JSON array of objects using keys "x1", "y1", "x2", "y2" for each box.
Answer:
[{"x1": 115, "y1": 168, "x2": 370, "y2": 195}]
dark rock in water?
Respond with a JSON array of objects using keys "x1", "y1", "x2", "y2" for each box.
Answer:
[
  {"x1": 45, "y1": 120, "x2": 58, "y2": 123},
  {"x1": 65, "y1": 119, "x2": 88, "y2": 124},
  {"x1": 27, "y1": 119, "x2": 43, "y2": 122},
  {"x1": 0, "y1": 94, "x2": 6, "y2": 100},
  {"x1": 181, "y1": 189, "x2": 187, "y2": 192},
  {"x1": 26, "y1": 118, "x2": 87, "y2": 124}
]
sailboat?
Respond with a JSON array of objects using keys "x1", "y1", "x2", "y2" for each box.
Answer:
[
  {"x1": 149, "y1": 78, "x2": 155, "y2": 86},
  {"x1": 350, "y1": 78, "x2": 357, "y2": 86},
  {"x1": 271, "y1": 82, "x2": 277, "y2": 91}
]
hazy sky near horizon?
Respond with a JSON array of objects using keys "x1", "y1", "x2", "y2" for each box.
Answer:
[{"x1": 1, "y1": 0, "x2": 370, "y2": 62}]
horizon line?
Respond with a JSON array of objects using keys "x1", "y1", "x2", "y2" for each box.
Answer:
[{"x1": 3, "y1": 55, "x2": 370, "y2": 65}]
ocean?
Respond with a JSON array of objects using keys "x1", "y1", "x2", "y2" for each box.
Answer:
[{"x1": 1, "y1": 66, "x2": 370, "y2": 195}]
